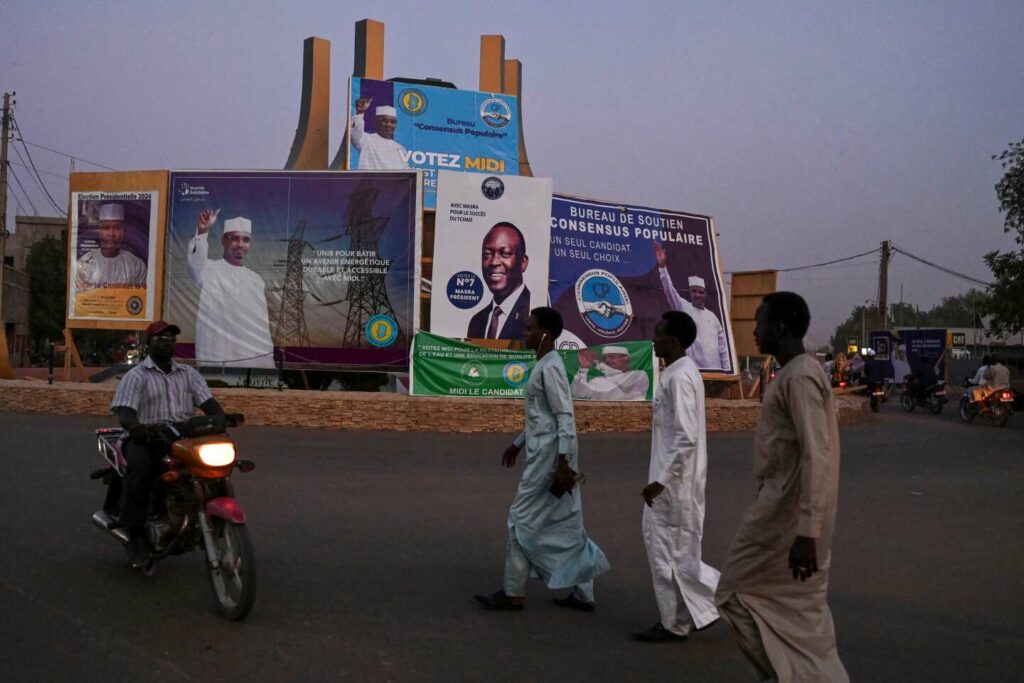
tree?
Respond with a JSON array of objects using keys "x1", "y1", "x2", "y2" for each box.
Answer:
[
  {"x1": 983, "y1": 139, "x2": 1024, "y2": 335},
  {"x1": 25, "y1": 234, "x2": 67, "y2": 351}
]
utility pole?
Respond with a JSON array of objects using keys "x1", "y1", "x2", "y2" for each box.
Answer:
[
  {"x1": 0, "y1": 92, "x2": 12, "y2": 324},
  {"x1": 0, "y1": 91, "x2": 13, "y2": 378},
  {"x1": 878, "y1": 240, "x2": 890, "y2": 330}
]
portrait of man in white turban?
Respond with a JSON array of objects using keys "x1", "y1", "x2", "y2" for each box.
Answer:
[
  {"x1": 350, "y1": 99, "x2": 410, "y2": 170},
  {"x1": 74, "y1": 203, "x2": 147, "y2": 291},
  {"x1": 187, "y1": 209, "x2": 275, "y2": 368}
]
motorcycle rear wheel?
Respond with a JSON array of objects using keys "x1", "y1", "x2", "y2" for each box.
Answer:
[
  {"x1": 992, "y1": 403, "x2": 1008, "y2": 428},
  {"x1": 870, "y1": 396, "x2": 879, "y2": 412},
  {"x1": 958, "y1": 396, "x2": 976, "y2": 423},
  {"x1": 900, "y1": 393, "x2": 914, "y2": 412},
  {"x1": 206, "y1": 519, "x2": 256, "y2": 621},
  {"x1": 928, "y1": 397, "x2": 943, "y2": 415}
]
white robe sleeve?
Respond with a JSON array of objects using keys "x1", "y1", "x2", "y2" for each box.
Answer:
[
  {"x1": 542, "y1": 362, "x2": 577, "y2": 456},
  {"x1": 785, "y1": 373, "x2": 834, "y2": 538},
  {"x1": 716, "y1": 318, "x2": 730, "y2": 369},
  {"x1": 350, "y1": 113, "x2": 366, "y2": 150},
  {"x1": 659, "y1": 267, "x2": 693, "y2": 314},
  {"x1": 187, "y1": 233, "x2": 209, "y2": 286},
  {"x1": 654, "y1": 370, "x2": 698, "y2": 486}
]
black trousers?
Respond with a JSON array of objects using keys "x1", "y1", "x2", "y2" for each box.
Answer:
[{"x1": 120, "y1": 438, "x2": 169, "y2": 528}]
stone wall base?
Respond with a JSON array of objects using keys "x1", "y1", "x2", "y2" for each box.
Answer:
[{"x1": 0, "y1": 380, "x2": 866, "y2": 433}]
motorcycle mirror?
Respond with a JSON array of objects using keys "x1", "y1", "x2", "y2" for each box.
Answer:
[{"x1": 236, "y1": 460, "x2": 256, "y2": 473}]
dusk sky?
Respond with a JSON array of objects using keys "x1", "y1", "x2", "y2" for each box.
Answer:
[{"x1": 4, "y1": 1, "x2": 1022, "y2": 344}]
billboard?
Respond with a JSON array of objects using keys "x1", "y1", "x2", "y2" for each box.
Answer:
[
  {"x1": 900, "y1": 328, "x2": 948, "y2": 382},
  {"x1": 548, "y1": 194, "x2": 737, "y2": 374},
  {"x1": 430, "y1": 170, "x2": 552, "y2": 341},
  {"x1": 68, "y1": 190, "x2": 160, "y2": 322},
  {"x1": 347, "y1": 78, "x2": 519, "y2": 209},
  {"x1": 411, "y1": 331, "x2": 655, "y2": 401},
  {"x1": 164, "y1": 170, "x2": 421, "y2": 369}
]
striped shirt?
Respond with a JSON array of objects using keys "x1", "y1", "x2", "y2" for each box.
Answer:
[{"x1": 110, "y1": 356, "x2": 214, "y2": 424}]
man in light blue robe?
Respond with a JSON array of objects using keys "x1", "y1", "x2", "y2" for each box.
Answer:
[{"x1": 475, "y1": 307, "x2": 610, "y2": 611}]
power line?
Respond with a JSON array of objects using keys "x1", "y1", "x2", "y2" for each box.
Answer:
[
  {"x1": 18, "y1": 138, "x2": 118, "y2": 171},
  {"x1": 889, "y1": 243, "x2": 991, "y2": 288},
  {"x1": 8, "y1": 165, "x2": 40, "y2": 214},
  {"x1": 6, "y1": 172, "x2": 27, "y2": 214},
  {"x1": 8, "y1": 159, "x2": 68, "y2": 181},
  {"x1": 10, "y1": 114, "x2": 66, "y2": 216},
  {"x1": 776, "y1": 247, "x2": 880, "y2": 273}
]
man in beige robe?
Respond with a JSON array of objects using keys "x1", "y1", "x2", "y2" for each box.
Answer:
[{"x1": 715, "y1": 291, "x2": 848, "y2": 682}]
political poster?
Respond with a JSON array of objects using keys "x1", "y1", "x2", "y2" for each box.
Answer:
[
  {"x1": 347, "y1": 78, "x2": 520, "y2": 209},
  {"x1": 548, "y1": 194, "x2": 737, "y2": 374},
  {"x1": 68, "y1": 190, "x2": 160, "y2": 322},
  {"x1": 410, "y1": 331, "x2": 655, "y2": 401},
  {"x1": 900, "y1": 328, "x2": 948, "y2": 382},
  {"x1": 164, "y1": 170, "x2": 421, "y2": 369},
  {"x1": 430, "y1": 170, "x2": 552, "y2": 341}
]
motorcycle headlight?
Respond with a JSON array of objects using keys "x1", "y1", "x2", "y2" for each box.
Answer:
[{"x1": 196, "y1": 442, "x2": 236, "y2": 467}]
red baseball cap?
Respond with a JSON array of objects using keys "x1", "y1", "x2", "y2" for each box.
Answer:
[{"x1": 145, "y1": 320, "x2": 181, "y2": 337}]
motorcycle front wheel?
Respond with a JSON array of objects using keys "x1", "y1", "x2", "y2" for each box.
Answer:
[
  {"x1": 205, "y1": 519, "x2": 257, "y2": 621},
  {"x1": 900, "y1": 393, "x2": 915, "y2": 412}
]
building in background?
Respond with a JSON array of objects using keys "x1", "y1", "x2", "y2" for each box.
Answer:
[{"x1": 2, "y1": 215, "x2": 66, "y2": 365}]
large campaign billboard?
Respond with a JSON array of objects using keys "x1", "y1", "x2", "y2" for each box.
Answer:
[
  {"x1": 68, "y1": 190, "x2": 160, "y2": 323},
  {"x1": 430, "y1": 170, "x2": 552, "y2": 341},
  {"x1": 346, "y1": 78, "x2": 519, "y2": 209},
  {"x1": 549, "y1": 194, "x2": 736, "y2": 374},
  {"x1": 164, "y1": 171, "x2": 421, "y2": 369}
]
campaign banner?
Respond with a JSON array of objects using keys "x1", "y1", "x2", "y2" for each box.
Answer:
[
  {"x1": 548, "y1": 194, "x2": 737, "y2": 374},
  {"x1": 68, "y1": 190, "x2": 159, "y2": 321},
  {"x1": 430, "y1": 171, "x2": 552, "y2": 341},
  {"x1": 347, "y1": 78, "x2": 519, "y2": 209},
  {"x1": 900, "y1": 328, "x2": 948, "y2": 382},
  {"x1": 410, "y1": 331, "x2": 655, "y2": 401},
  {"x1": 164, "y1": 171, "x2": 421, "y2": 369}
]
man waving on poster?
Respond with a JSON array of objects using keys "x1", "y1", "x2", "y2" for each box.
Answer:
[
  {"x1": 350, "y1": 98, "x2": 410, "y2": 170},
  {"x1": 187, "y1": 209, "x2": 275, "y2": 368},
  {"x1": 653, "y1": 242, "x2": 730, "y2": 371}
]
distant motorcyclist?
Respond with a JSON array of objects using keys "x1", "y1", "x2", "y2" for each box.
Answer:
[
  {"x1": 863, "y1": 349, "x2": 884, "y2": 386},
  {"x1": 907, "y1": 355, "x2": 938, "y2": 401},
  {"x1": 967, "y1": 355, "x2": 992, "y2": 402},
  {"x1": 109, "y1": 320, "x2": 224, "y2": 568},
  {"x1": 984, "y1": 356, "x2": 1010, "y2": 393}
]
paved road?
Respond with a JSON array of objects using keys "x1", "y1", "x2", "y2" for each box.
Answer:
[{"x1": 0, "y1": 404, "x2": 1021, "y2": 682}]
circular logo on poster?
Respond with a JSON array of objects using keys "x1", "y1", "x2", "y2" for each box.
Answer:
[
  {"x1": 398, "y1": 88, "x2": 427, "y2": 116},
  {"x1": 462, "y1": 361, "x2": 487, "y2": 386},
  {"x1": 365, "y1": 314, "x2": 399, "y2": 347},
  {"x1": 575, "y1": 269, "x2": 633, "y2": 338},
  {"x1": 446, "y1": 271, "x2": 484, "y2": 309},
  {"x1": 479, "y1": 97, "x2": 512, "y2": 128},
  {"x1": 481, "y1": 176, "x2": 505, "y2": 200},
  {"x1": 502, "y1": 361, "x2": 529, "y2": 388},
  {"x1": 126, "y1": 296, "x2": 144, "y2": 316}
]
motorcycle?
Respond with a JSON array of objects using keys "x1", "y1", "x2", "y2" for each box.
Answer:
[
  {"x1": 959, "y1": 387, "x2": 1015, "y2": 427},
  {"x1": 867, "y1": 382, "x2": 886, "y2": 412},
  {"x1": 900, "y1": 379, "x2": 947, "y2": 415},
  {"x1": 90, "y1": 413, "x2": 257, "y2": 620}
]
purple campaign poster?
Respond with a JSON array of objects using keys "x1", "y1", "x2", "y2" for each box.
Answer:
[
  {"x1": 165, "y1": 170, "x2": 421, "y2": 369},
  {"x1": 548, "y1": 194, "x2": 736, "y2": 374}
]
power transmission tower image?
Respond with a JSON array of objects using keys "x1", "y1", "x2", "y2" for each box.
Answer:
[
  {"x1": 313, "y1": 183, "x2": 404, "y2": 349},
  {"x1": 273, "y1": 219, "x2": 312, "y2": 349}
]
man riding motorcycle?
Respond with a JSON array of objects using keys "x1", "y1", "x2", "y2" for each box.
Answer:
[
  {"x1": 907, "y1": 355, "x2": 938, "y2": 401},
  {"x1": 109, "y1": 320, "x2": 224, "y2": 568},
  {"x1": 966, "y1": 355, "x2": 992, "y2": 403}
]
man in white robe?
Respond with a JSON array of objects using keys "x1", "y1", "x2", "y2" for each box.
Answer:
[
  {"x1": 75, "y1": 203, "x2": 147, "y2": 291},
  {"x1": 350, "y1": 99, "x2": 409, "y2": 170},
  {"x1": 715, "y1": 291, "x2": 848, "y2": 682},
  {"x1": 187, "y1": 210, "x2": 275, "y2": 369},
  {"x1": 571, "y1": 345, "x2": 649, "y2": 401},
  {"x1": 633, "y1": 311, "x2": 720, "y2": 642},
  {"x1": 475, "y1": 307, "x2": 610, "y2": 611},
  {"x1": 653, "y1": 242, "x2": 731, "y2": 371}
]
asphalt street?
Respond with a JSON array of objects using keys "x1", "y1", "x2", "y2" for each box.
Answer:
[{"x1": 0, "y1": 400, "x2": 1021, "y2": 682}]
